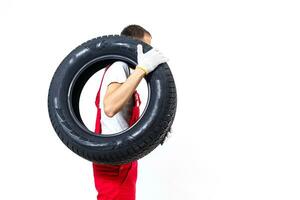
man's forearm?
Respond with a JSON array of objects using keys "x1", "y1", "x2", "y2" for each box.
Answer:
[{"x1": 104, "y1": 68, "x2": 146, "y2": 117}]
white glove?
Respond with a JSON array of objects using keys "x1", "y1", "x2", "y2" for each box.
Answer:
[{"x1": 136, "y1": 44, "x2": 169, "y2": 75}]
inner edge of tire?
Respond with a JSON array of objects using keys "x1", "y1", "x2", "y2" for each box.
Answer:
[{"x1": 67, "y1": 54, "x2": 151, "y2": 138}]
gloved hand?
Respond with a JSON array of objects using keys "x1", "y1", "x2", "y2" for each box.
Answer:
[{"x1": 136, "y1": 44, "x2": 169, "y2": 75}]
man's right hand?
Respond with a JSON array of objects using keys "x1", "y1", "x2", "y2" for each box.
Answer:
[{"x1": 136, "y1": 44, "x2": 169, "y2": 75}]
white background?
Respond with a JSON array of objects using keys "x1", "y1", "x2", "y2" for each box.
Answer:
[{"x1": 1, "y1": 0, "x2": 300, "y2": 199}]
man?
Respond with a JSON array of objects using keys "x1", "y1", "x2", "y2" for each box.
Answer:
[{"x1": 92, "y1": 25, "x2": 168, "y2": 200}]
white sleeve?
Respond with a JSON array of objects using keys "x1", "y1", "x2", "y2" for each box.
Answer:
[{"x1": 102, "y1": 61, "x2": 129, "y2": 88}]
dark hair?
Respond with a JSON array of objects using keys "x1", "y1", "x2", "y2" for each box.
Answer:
[{"x1": 121, "y1": 24, "x2": 151, "y2": 39}]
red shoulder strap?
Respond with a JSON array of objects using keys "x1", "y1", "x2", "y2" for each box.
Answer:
[
  {"x1": 128, "y1": 90, "x2": 141, "y2": 126},
  {"x1": 94, "y1": 65, "x2": 111, "y2": 134}
]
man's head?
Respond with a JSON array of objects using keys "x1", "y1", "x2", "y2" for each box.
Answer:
[{"x1": 121, "y1": 25, "x2": 152, "y2": 45}]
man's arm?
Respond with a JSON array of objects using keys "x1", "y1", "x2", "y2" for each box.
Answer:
[
  {"x1": 103, "y1": 68, "x2": 146, "y2": 117},
  {"x1": 104, "y1": 44, "x2": 168, "y2": 117}
]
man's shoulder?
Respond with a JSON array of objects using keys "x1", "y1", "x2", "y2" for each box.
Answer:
[
  {"x1": 109, "y1": 61, "x2": 130, "y2": 75},
  {"x1": 111, "y1": 61, "x2": 128, "y2": 69}
]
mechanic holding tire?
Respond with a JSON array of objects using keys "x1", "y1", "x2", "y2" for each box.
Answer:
[{"x1": 92, "y1": 25, "x2": 168, "y2": 200}]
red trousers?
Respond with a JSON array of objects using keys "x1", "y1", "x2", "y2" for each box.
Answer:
[{"x1": 92, "y1": 160, "x2": 138, "y2": 200}]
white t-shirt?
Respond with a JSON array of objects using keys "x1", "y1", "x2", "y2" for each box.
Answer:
[{"x1": 99, "y1": 61, "x2": 134, "y2": 134}]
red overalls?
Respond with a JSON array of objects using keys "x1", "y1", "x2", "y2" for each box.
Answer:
[{"x1": 92, "y1": 65, "x2": 141, "y2": 200}]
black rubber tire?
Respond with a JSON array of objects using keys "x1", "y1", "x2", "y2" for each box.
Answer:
[{"x1": 47, "y1": 35, "x2": 177, "y2": 165}]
